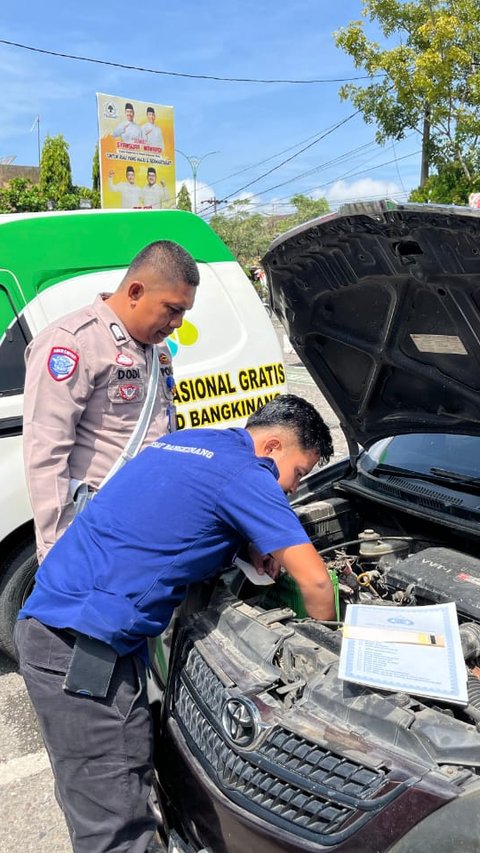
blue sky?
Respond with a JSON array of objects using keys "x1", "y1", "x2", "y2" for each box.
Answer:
[{"x1": 1, "y1": 1, "x2": 422, "y2": 215}]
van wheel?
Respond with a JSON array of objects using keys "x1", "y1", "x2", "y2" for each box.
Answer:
[{"x1": 0, "y1": 541, "x2": 38, "y2": 660}]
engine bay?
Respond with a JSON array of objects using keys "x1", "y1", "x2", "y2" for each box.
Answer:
[
  {"x1": 174, "y1": 485, "x2": 480, "y2": 771},
  {"x1": 244, "y1": 492, "x2": 480, "y2": 734}
]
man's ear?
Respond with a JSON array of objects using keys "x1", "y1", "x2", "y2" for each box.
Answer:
[
  {"x1": 262, "y1": 436, "x2": 282, "y2": 455},
  {"x1": 127, "y1": 281, "x2": 144, "y2": 303}
]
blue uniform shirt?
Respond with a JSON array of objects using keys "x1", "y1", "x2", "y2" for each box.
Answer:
[{"x1": 20, "y1": 428, "x2": 310, "y2": 656}]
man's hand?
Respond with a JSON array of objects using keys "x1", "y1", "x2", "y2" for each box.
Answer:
[
  {"x1": 270, "y1": 542, "x2": 335, "y2": 621},
  {"x1": 248, "y1": 543, "x2": 281, "y2": 580}
]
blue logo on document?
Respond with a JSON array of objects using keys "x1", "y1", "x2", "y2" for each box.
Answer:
[{"x1": 387, "y1": 616, "x2": 414, "y2": 625}]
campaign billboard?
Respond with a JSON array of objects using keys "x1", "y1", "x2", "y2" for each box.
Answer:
[{"x1": 97, "y1": 93, "x2": 175, "y2": 210}]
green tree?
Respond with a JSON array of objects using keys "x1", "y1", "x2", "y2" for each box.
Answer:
[
  {"x1": 0, "y1": 178, "x2": 47, "y2": 213},
  {"x1": 210, "y1": 194, "x2": 330, "y2": 277},
  {"x1": 409, "y1": 158, "x2": 480, "y2": 204},
  {"x1": 278, "y1": 194, "x2": 330, "y2": 231},
  {"x1": 39, "y1": 134, "x2": 73, "y2": 201},
  {"x1": 177, "y1": 183, "x2": 192, "y2": 211},
  {"x1": 211, "y1": 200, "x2": 272, "y2": 272},
  {"x1": 0, "y1": 135, "x2": 99, "y2": 213},
  {"x1": 335, "y1": 0, "x2": 480, "y2": 190},
  {"x1": 92, "y1": 144, "x2": 100, "y2": 192}
]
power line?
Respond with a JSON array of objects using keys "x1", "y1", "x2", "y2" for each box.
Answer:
[
  {"x1": 273, "y1": 135, "x2": 416, "y2": 202},
  {"x1": 212, "y1": 148, "x2": 419, "y2": 215},
  {"x1": 194, "y1": 129, "x2": 401, "y2": 215},
  {"x1": 228, "y1": 130, "x2": 417, "y2": 206},
  {"x1": 243, "y1": 189, "x2": 410, "y2": 211},
  {"x1": 224, "y1": 138, "x2": 383, "y2": 200},
  {"x1": 201, "y1": 197, "x2": 229, "y2": 214},
  {"x1": 209, "y1": 127, "x2": 369, "y2": 188},
  {"x1": 201, "y1": 112, "x2": 361, "y2": 214},
  {"x1": 248, "y1": 148, "x2": 421, "y2": 201},
  {"x1": 0, "y1": 39, "x2": 385, "y2": 84},
  {"x1": 391, "y1": 139, "x2": 407, "y2": 194}
]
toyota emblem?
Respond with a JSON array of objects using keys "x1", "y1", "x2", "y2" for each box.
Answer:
[{"x1": 221, "y1": 696, "x2": 262, "y2": 749}]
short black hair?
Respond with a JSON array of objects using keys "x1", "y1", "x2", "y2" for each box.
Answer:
[
  {"x1": 247, "y1": 394, "x2": 333, "y2": 463},
  {"x1": 128, "y1": 240, "x2": 200, "y2": 288},
  {"x1": 147, "y1": 107, "x2": 155, "y2": 114}
]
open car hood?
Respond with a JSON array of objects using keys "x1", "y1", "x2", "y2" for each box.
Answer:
[{"x1": 262, "y1": 200, "x2": 480, "y2": 452}]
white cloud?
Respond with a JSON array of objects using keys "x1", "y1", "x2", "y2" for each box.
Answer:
[{"x1": 323, "y1": 178, "x2": 406, "y2": 208}]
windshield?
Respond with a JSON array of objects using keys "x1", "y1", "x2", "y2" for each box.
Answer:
[{"x1": 364, "y1": 434, "x2": 480, "y2": 479}]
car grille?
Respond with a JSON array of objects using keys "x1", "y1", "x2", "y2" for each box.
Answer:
[{"x1": 171, "y1": 645, "x2": 401, "y2": 845}]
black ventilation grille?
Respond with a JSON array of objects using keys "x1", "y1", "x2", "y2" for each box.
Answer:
[{"x1": 370, "y1": 476, "x2": 463, "y2": 509}]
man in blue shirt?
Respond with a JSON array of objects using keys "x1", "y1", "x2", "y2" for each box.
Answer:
[{"x1": 16, "y1": 395, "x2": 334, "y2": 853}]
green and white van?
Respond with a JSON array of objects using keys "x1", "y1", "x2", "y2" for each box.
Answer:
[{"x1": 0, "y1": 208, "x2": 286, "y2": 657}]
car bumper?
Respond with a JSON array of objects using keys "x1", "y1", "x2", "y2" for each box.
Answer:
[{"x1": 157, "y1": 716, "x2": 451, "y2": 853}]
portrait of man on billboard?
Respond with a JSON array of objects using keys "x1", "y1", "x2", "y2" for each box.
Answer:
[
  {"x1": 108, "y1": 166, "x2": 143, "y2": 208},
  {"x1": 142, "y1": 167, "x2": 170, "y2": 209},
  {"x1": 112, "y1": 102, "x2": 143, "y2": 143},
  {"x1": 141, "y1": 107, "x2": 165, "y2": 151}
]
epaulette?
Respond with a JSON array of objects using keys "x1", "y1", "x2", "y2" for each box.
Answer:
[{"x1": 56, "y1": 306, "x2": 98, "y2": 335}]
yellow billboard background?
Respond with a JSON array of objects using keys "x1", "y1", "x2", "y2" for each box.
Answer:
[{"x1": 97, "y1": 93, "x2": 175, "y2": 209}]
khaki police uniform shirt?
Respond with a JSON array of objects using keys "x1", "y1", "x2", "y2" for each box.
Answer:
[{"x1": 23, "y1": 294, "x2": 175, "y2": 562}]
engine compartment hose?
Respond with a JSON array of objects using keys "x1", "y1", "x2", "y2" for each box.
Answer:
[
  {"x1": 460, "y1": 622, "x2": 480, "y2": 661},
  {"x1": 465, "y1": 673, "x2": 480, "y2": 723}
]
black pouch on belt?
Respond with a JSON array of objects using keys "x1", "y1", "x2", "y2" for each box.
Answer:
[{"x1": 63, "y1": 633, "x2": 118, "y2": 698}]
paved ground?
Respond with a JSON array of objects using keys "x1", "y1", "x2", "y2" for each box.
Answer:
[
  {"x1": 0, "y1": 651, "x2": 70, "y2": 852},
  {"x1": 0, "y1": 318, "x2": 348, "y2": 853}
]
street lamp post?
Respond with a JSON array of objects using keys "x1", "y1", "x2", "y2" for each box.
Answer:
[{"x1": 175, "y1": 150, "x2": 217, "y2": 213}]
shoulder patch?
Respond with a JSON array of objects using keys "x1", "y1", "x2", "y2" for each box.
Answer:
[
  {"x1": 116, "y1": 352, "x2": 134, "y2": 367},
  {"x1": 47, "y1": 347, "x2": 79, "y2": 381}
]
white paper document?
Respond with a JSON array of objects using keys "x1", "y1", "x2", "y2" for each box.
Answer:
[
  {"x1": 235, "y1": 557, "x2": 275, "y2": 586},
  {"x1": 339, "y1": 602, "x2": 468, "y2": 704}
]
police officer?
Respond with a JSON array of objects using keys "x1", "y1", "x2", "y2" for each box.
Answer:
[
  {"x1": 23, "y1": 240, "x2": 199, "y2": 562},
  {"x1": 16, "y1": 394, "x2": 335, "y2": 853}
]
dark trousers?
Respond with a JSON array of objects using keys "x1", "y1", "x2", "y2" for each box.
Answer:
[{"x1": 15, "y1": 618, "x2": 157, "y2": 853}]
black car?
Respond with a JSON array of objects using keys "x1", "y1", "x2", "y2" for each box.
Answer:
[{"x1": 151, "y1": 201, "x2": 480, "y2": 853}]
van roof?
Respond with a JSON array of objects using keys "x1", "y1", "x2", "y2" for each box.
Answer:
[{"x1": 0, "y1": 208, "x2": 234, "y2": 314}]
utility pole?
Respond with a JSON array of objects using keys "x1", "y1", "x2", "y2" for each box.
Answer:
[
  {"x1": 29, "y1": 115, "x2": 41, "y2": 167},
  {"x1": 203, "y1": 197, "x2": 229, "y2": 214},
  {"x1": 37, "y1": 116, "x2": 41, "y2": 168}
]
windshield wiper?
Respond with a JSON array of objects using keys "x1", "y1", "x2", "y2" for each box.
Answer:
[
  {"x1": 374, "y1": 463, "x2": 480, "y2": 493},
  {"x1": 430, "y1": 467, "x2": 480, "y2": 488}
]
